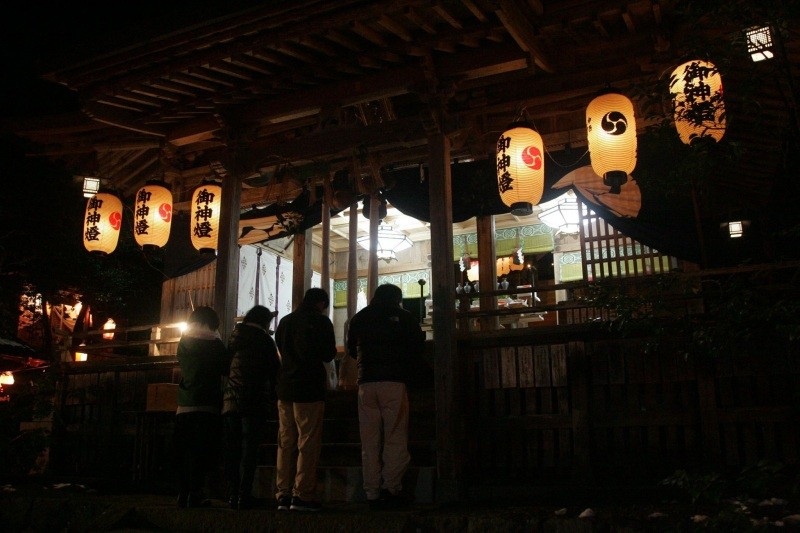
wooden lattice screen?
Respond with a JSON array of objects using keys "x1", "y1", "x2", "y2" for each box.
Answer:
[{"x1": 579, "y1": 200, "x2": 679, "y2": 281}]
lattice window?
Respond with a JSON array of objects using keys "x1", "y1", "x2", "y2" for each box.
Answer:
[{"x1": 579, "y1": 200, "x2": 678, "y2": 281}]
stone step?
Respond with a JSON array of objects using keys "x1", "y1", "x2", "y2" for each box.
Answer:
[{"x1": 253, "y1": 465, "x2": 435, "y2": 503}]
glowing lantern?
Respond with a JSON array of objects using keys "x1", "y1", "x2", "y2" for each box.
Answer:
[
  {"x1": 190, "y1": 181, "x2": 222, "y2": 253},
  {"x1": 74, "y1": 344, "x2": 88, "y2": 362},
  {"x1": 496, "y1": 124, "x2": 545, "y2": 215},
  {"x1": 669, "y1": 60, "x2": 726, "y2": 144},
  {"x1": 134, "y1": 181, "x2": 173, "y2": 248},
  {"x1": 586, "y1": 90, "x2": 637, "y2": 194},
  {"x1": 83, "y1": 192, "x2": 123, "y2": 254},
  {"x1": 102, "y1": 318, "x2": 116, "y2": 340}
]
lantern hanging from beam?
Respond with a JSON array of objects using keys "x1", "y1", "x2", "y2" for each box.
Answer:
[
  {"x1": 190, "y1": 180, "x2": 222, "y2": 253},
  {"x1": 83, "y1": 192, "x2": 123, "y2": 254},
  {"x1": 134, "y1": 181, "x2": 173, "y2": 248},
  {"x1": 669, "y1": 59, "x2": 726, "y2": 144},
  {"x1": 496, "y1": 123, "x2": 545, "y2": 216},
  {"x1": 586, "y1": 90, "x2": 637, "y2": 194}
]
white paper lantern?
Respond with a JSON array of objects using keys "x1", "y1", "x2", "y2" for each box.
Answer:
[
  {"x1": 496, "y1": 124, "x2": 545, "y2": 215},
  {"x1": 669, "y1": 60, "x2": 726, "y2": 144},
  {"x1": 134, "y1": 181, "x2": 173, "y2": 248},
  {"x1": 586, "y1": 91, "x2": 637, "y2": 193},
  {"x1": 190, "y1": 181, "x2": 222, "y2": 253},
  {"x1": 83, "y1": 192, "x2": 123, "y2": 254}
]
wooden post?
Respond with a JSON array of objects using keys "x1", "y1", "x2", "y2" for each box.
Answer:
[
  {"x1": 292, "y1": 230, "x2": 311, "y2": 308},
  {"x1": 337, "y1": 201, "x2": 360, "y2": 391},
  {"x1": 428, "y1": 132, "x2": 462, "y2": 501},
  {"x1": 476, "y1": 214, "x2": 498, "y2": 331},
  {"x1": 367, "y1": 194, "x2": 380, "y2": 298},
  {"x1": 569, "y1": 341, "x2": 593, "y2": 483},
  {"x1": 347, "y1": 202, "x2": 359, "y2": 315},
  {"x1": 321, "y1": 199, "x2": 331, "y2": 290},
  {"x1": 214, "y1": 164, "x2": 241, "y2": 343}
]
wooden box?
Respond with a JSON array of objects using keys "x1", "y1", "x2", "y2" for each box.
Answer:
[{"x1": 146, "y1": 383, "x2": 178, "y2": 412}]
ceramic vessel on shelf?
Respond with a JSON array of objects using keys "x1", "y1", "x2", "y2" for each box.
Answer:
[
  {"x1": 463, "y1": 283, "x2": 472, "y2": 294},
  {"x1": 456, "y1": 283, "x2": 463, "y2": 294}
]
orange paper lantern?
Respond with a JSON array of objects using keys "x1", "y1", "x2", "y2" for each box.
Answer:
[
  {"x1": 190, "y1": 181, "x2": 222, "y2": 253},
  {"x1": 586, "y1": 90, "x2": 637, "y2": 193},
  {"x1": 83, "y1": 192, "x2": 123, "y2": 254},
  {"x1": 669, "y1": 59, "x2": 725, "y2": 144},
  {"x1": 134, "y1": 181, "x2": 173, "y2": 248},
  {"x1": 496, "y1": 124, "x2": 545, "y2": 215}
]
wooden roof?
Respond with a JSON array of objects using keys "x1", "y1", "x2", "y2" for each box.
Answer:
[{"x1": 8, "y1": 1, "x2": 800, "y2": 233}]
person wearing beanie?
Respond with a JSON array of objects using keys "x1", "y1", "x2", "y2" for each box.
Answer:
[
  {"x1": 347, "y1": 283, "x2": 425, "y2": 510},
  {"x1": 273, "y1": 288, "x2": 337, "y2": 511},
  {"x1": 222, "y1": 305, "x2": 281, "y2": 510}
]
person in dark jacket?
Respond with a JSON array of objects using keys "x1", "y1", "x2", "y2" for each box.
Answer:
[
  {"x1": 346, "y1": 283, "x2": 425, "y2": 509},
  {"x1": 273, "y1": 288, "x2": 337, "y2": 512},
  {"x1": 174, "y1": 306, "x2": 229, "y2": 508},
  {"x1": 222, "y1": 305, "x2": 281, "y2": 510}
]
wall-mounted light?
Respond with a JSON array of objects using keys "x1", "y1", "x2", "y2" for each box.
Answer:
[
  {"x1": 83, "y1": 192, "x2": 123, "y2": 255},
  {"x1": 746, "y1": 25, "x2": 775, "y2": 62},
  {"x1": 134, "y1": 181, "x2": 173, "y2": 249},
  {"x1": 669, "y1": 60, "x2": 726, "y2": 144},
  {"x1": 190, "y1": 180, "x2": 222, "y2": 253},
  {"x1": 722, "y1": 220, "x2": 750, "y2": 239},
  {"x1": 496, "y1": 123, "x2": 545, "y2": 215},
  {"x1": 81, "y1": 176, "x2": 101, "y2": 198},
  {"x1": 586, "y1": 89, "x2": 637, "y2": 194},
  {"x1": 0, "y1": 371, "x2": 14, "y2": 385}
]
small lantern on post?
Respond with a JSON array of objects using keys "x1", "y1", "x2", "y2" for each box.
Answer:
[
  {"x1": 134, "y1": 180, "x2": 173, "y2": 249},
  {"x1": 102, "y1": 318, "x2": 116, "y2": 340},
  {"x1": 669, "y1": 59, "x2": 726, "y2": 145},
  {"x1": 586, "y1": 89, "x2": 637, "y2": 194},
  {"x1": 496, "y1": 123, "x2": 545, "y2": 216},
  {"x1": 83, "y1": 192, "x2": 123, "y2": 255},
  {"x1": 190, "y1": 180, "x2": 222, "y2": 253}
]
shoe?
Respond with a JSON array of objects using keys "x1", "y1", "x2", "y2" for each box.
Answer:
[
  {"x1": 290, "y1": 497, "x2": 322, "y2": 512},
  {"x1": 277, "y1": 495, "x2": 291, "y2": 511}
]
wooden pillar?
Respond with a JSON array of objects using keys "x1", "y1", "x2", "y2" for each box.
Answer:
[
  {"x1": 291, "y1": 229, "x2": 313, "y2": 308},
  {"x1": 476, "y1": 214, "x2": 498, "y2": 331},
  {"x1": 428, "y1": 132, "x2": 462, "y2": 501},
  {"x1": 367, "y1": 195, "x2": 380, "y2": 298},
  {"x1": 347, "y1": 202, "x2": 359, "y2": 316},
  {"x1": 321, "y1": 200, "x2": 331, "y2": 290},
  {"x1": 337, "y1": 201, "x2": 360, "y2": 391},
  {"x1": 213, "y1": 168, "x2": 241, "y2": 343}
]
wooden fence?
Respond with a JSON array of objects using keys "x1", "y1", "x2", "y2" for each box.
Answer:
[
  {"x1": 459, "y1": 329, "x2": 800, "y2": 488},
  {"x1": 36, "y1": 265, "x2": 800, "y2": 493}
]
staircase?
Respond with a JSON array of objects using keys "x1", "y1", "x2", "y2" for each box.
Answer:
[{"x1": 253, "y1": 386, "x2": 436, "y2": 503}]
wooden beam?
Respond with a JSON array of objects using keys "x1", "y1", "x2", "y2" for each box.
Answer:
[{"x1": 496, "y1": 0, "x2": 555, "y2": 73}]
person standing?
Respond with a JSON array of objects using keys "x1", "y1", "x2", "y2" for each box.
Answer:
[
  {"x1": 274, "y1": 288, "x2": 337, "y2": 512},
  {"x1": 347, "y1": 284, "x2": 425, "y2": 509},
  {"x1": 222, "y1": 305, "x2": 281, "y2": 510},
  {"x1": 174, "y1": 306, "x2": 229, "y2": 508}
]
